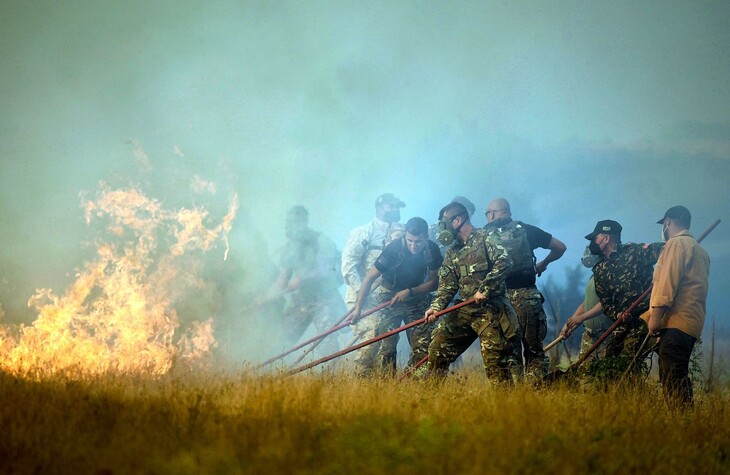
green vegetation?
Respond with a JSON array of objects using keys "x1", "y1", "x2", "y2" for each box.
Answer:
[{"x1": 1, "y1": 368, "x2": 728, "y2": 474}]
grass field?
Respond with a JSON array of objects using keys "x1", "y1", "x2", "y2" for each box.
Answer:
[{"x1": 1, "y1": 366, "x2": 729, "y2": 474}]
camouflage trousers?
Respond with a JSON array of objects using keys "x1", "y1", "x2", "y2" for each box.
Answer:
[
  {"x1": 374, "y1": 293, "x2": 434, "y2": 373},
  {"x1": 284, "y1": 293, "x2": 346, "y2": 357},
  {"x1": 579, "y1": 327, "x2": 612, "y2": 362},
  {"x1": 428, "y1": 295, "x2": 523, "y2": 382},
  {"x1": 507, "y1": 287, "x2": 548, "y2": 379},
  {"x1": 605, "y1": 314, "x2": 649, "y2": 360}
]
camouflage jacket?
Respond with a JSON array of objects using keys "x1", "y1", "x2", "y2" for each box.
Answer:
[
  {"x1": 592, "y1": 242, "x2": 664, "y2": 321},
  {"x1": 341, "y1": 218, "x2": 405, "y2": 292},
  {"x1": 430, "y1": 228, "x2": 512, "y2": 312}
]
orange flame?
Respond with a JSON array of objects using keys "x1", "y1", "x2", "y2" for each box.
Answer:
[{"x1": 0, "y1": 182, "x2": 237, "y2": 379}]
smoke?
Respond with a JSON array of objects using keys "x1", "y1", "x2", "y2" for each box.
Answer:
[{"x1": 1, "y1": 1, "x2": 729, "y2": 372}]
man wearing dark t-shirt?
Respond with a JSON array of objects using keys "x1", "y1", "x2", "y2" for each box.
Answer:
[
  {"x1": 351, "y1": 217, "x2": 443, "y2": 373},
  {"x1": 485, "y1": 198, "x2": 566, "y2": 380}
]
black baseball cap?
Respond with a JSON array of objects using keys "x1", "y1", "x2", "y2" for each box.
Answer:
[
  {"x1": 585, "y1": 219, "x2": 622, "y2": 240},
  {"x1": 657, "y1": 205, "x2": 691, "y2": 227}
]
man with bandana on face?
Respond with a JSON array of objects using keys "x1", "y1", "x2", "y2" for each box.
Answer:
[
  {"x1": 341, "y1": 193, "x2": 406, "y2": 375},
  {"x1": 583, "y1": 219, "x2": 664, "y2": 369},
  {"x1": 424, "y1": 202, "x2": 522, "y2": 382},
  {"x1": 351, "y1": 217, "x2": 443, "y2": 374},
  {"x1": 261, "y1": 206, "x2": 347, "y2": 357},
  {"x1": 484, "y1": 198, "x2": 566, "y2": 381}
]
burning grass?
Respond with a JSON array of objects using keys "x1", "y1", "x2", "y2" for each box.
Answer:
[
  {"x1": 1, "y1": 368, "x2": 728, "y2": 474},
  {"x1": 1, "y1": 177, "x2": 727, "y2": 473},
  {"x1": 0, "y1": 183, "x2": 237, "y2": 377}
]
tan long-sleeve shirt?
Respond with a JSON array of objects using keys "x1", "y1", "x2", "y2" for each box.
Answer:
[{"x1": 650, "y1": 230, "x2": 710, "y2": 339}]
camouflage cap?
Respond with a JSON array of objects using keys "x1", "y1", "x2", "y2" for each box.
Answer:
[{"x1": 585, "y1": 219, "x2": 622, "y2": 240}]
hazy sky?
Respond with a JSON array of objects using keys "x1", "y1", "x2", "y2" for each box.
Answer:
[{"x1": 1, "y1": 1, "x2": 729, "y2": 334}]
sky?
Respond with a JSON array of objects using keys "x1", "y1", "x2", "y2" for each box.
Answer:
[{"x1": 1, "y1": 1, "x2": 729, "y2": 355}]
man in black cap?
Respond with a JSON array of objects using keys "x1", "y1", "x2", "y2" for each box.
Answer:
[
  {"x1": 583, "y1": 219, "x2": 664, "y2": 370},
  {"x1": 648, "y1": 206, "x2": 710, "y2": 406}
]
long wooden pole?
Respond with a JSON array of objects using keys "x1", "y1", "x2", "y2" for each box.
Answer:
[
  {"x1": 255, "y1": 300, "x2": 392, "y2": 369},
  {"x1": 287, "y1": 298, "x2": 477, "y2": 376},
  {"x1": 570, "y1": 218, "x2": 720, "y2": 369}
]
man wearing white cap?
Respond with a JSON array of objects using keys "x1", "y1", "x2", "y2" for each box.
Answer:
[{"x1": 341, "y1": 193, "x2": 406, "y2": 375}]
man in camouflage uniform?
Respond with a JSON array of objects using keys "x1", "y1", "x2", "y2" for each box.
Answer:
[
  {"x1": 262, "y1": 206, "x2": 346, "y2": 356},
  {"x1": 341, "y1": 193, "x2": 406, "y2": 374},
  {"x1": 428, "y1": 195, "x2": 476, "y2": 257},
  {"x1": 583, "y1": 219, "x2": 663, "y2": 366},
  {"x1": 351, "y1": 217, "x2": 442, "y2": 373},
  {"x1": 484, "y1": 198, "x2": 566, "y2": 380},
  {"x1": 427, "y1": 196, "x2": 477, "y2": 370},
  {"x1": 425, "y1": 202, "x2": 522, "y2": 382}
]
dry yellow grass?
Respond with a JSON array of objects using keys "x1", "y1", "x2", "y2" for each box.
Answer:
[{"x1": 1, "y1": 368, "x2": 728, "y2": 474}]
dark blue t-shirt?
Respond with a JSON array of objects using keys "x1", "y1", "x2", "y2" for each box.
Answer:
[{"x1": 374, "y1": 239, "x2": 443, "y2": 291}]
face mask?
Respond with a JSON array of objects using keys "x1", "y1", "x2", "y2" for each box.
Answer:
[
  {"x1": 661, "y1": 223, "x2": 669, "y2": 242},
  {"x1": 437, "y1": 218, "x2": 459, "y2": 246},
  {"x1": 581, "y1": 246, "x2": 603, "y2": 268},
  {"x1": 588, "y1": 240, "x2": 603, "y2": 256},
  {"x1": 383, "y1": 209, "x2": 400, "y2": 223}
]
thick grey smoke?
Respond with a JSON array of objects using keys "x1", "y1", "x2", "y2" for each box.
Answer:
[{"x1": 1, "y1": 1, "x2": 728, "y2": 366}]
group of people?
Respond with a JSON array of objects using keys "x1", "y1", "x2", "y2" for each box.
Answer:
[
  {"x1": 263, "y1": 193, "x2": 710, "y2": 407},
  {"x1": 561, "y1": 207, "x2": 710, "y2": 405}
]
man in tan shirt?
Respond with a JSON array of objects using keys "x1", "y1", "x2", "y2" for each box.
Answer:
[{"x1": 648, "y1": 206, "x2": 710, "y2": 406}]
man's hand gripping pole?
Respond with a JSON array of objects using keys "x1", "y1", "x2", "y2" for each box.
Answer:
[{"x1": 287, "y1": 298, "x2": 477, "y2": 376}]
